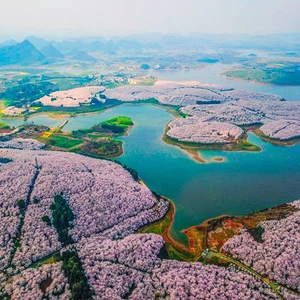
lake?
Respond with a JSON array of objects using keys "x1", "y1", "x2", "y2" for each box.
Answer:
[
  {"x1": 151, "y1": 63, "x2": 300, "y2": 101},
  {"x1": 2, "y1": 104, "x2": 299, "y2": 244}
]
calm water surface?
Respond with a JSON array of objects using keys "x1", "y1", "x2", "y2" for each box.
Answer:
[
  {"x1": 151, "y1": 63, "x2": 300, "y2": 101},
  {"x1": 1, "y1": 105, "x2": 300, "y2": 244}
]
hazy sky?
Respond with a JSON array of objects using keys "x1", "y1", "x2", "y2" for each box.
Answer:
[{"x1": 1, "y1": 0, "x2": 300, "y2": 38}]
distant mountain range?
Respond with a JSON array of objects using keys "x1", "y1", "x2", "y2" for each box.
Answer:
[
  {"x1": 0, "y1": 35, "x2": 164, "y2": 66},
  {"x1": 0, "y1": 39, "x2": 98, "y2": 66},
  {"x1": 1, "y1": 33, "x2": 300, "y2": 67},
  {"x1": 0, "y1": 35, "x2": 154, "y2": 67},
  {"x1": 26, "y1": 36, "x2": 50, "y2": 50},
  {"x1": 0, "y1": 39, "x2": 18, "y2": 47}
]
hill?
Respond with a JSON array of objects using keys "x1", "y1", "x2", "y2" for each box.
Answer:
[
  {"x1": 40, "y1": 43, "x2": 64, "y2": 62},
  {"x1": 0, "y1": 40, "x2": 47, "y2": 66},
  {"x1": 0, "y1": 39, "x2": 18, "y2": 47},
  {"x1": 116, "y1": 39, "x2": 143, "y2": 50},
  {"x1": 68, "y1": 49, "x2": 97, "y2": 63},
  {"x1": 26, "y1": 35, "x2": 50, "y2": 49}
]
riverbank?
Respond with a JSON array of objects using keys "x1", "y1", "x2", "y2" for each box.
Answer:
[
  {"x1": 2, "y1": 102, "x2": 297, "y2": 155},
  {"x1": 0, "y1": 99, "x2": 186, "y2": 124},
  {"x1": 221, "y1": 69, "x2": 300, "y2": 87},
  {"x1": 220, "y1": 72, "x2": 281, "y2": 87},
  {"x1": 0, "y1": 110, "x2": 73, "y2": 121},
  {"x1": 138, "y1": 195, "x2": 195, "y2": 261},
  {"x1": 139, "y1": 195, "x2": 299, "y2": 263}
]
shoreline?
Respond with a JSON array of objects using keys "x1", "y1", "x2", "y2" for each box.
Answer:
[
  {"x1": 138, "y1": 186, "x2": 300, "y2": 262},
  {"x1": 0, "y1": 111, "x2": 72, "y2": 121},
  {"x1": 0, "y1": 101, "x2": 182, "y2": 122},
  {"x1": 162, "y1": 127, "x2": 206, "y2": 163},
  {"x1": 137, "y1": 183, "x2": 193, "y2": 260},
  {"x1": 137, "y1": 178, "x2": 192, "y2": 258},
  {"x1": 162, "y1": 124, "x2": 207, "y2": 163},
  {"x1": 252, "y1": 128, "x2": 300, "y2": 146},
  {"x1": 2, "y1": 101, "x2": 299, "y2": 157},
  {"x1": 138, "y1": 178, "x2": 238, "y2": 262},
  {"x1": 220, "y1": 73, "x2": 276, "y2": 86},
  {"x1": 162, "y1": 123, "x2": 262, "y2": 163},
  {"x1": 0, "y1": 102, "x2": 124, "y2": 121},
  {"x1": 220, "y1": 71, "x2": 299, "y2": 87}
]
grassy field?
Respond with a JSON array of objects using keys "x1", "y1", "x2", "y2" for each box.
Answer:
[
  {"x1": 100, "y1": 116, "x2": 133, "y2": 133},
  {"x1": 102, "y1": 116, "x2": 133, "y2": 126},
  {"x1": 72, "y1": 116, "x2": 134, "y2": 139},
  {"x1": 46, "y1": 134, "x2": 83, "y2": 149},
  {"x1": 87, "y1": 133, "x2": 103, "y2": 139},
  {"x1": 0, "y1": 121, "x2": 10, "y2": 129},
  {"x1": 223, "y1": 66, "x2": 300, "y2": 86},
  {"x1": 0, "y1": 100, "x2": 5, "y2": 111},
  {"x1": 0, "y1": 100, "x2": 11, "y2": 115},
  {"x1": 48, "y1": 76, "x2": 93, "y2": 90}
]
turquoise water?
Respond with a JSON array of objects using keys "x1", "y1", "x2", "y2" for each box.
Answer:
[
  {"x1": 151, "y1": 63, "x2": 300, "y2": 101},
  {"x1": 1, "y1": 104, "x2": 300, "y2": 244},
  {"x1": 111, "y1": 106, "x2": 300, "y2": 243}
]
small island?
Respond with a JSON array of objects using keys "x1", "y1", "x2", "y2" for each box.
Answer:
[
  {"x1": 162, "y1": 96, "x2": 300, "y2": 162},
  {"x1": 163, "y1": 120, "x2": 260, "y2": 163}
]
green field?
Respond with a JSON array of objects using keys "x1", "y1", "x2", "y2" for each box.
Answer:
[
  {"x1": 0, "y1": 81, "x2": 59, "y2": 107},
  {"x1": 224, "y1": 66, "x2": 300, "y2": 85},
  {"x1": 47, "y1": 135, "x2": 83, "y2": 149},
  {"x1": 100, "y1": 116, "x2": 133, "y2": 133},
  {"x1": 78, "y1": 138, "x2": 123, "y2": 157},
  {"x1": 72, "y1": 116, "x2": 133, "y2": 140},
  {"x1": 102, "y1": 116, "x2": 133, "y2": 126},
  {"x1": 0, "y1": 121, "x2": 10, "y2": 129}
]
